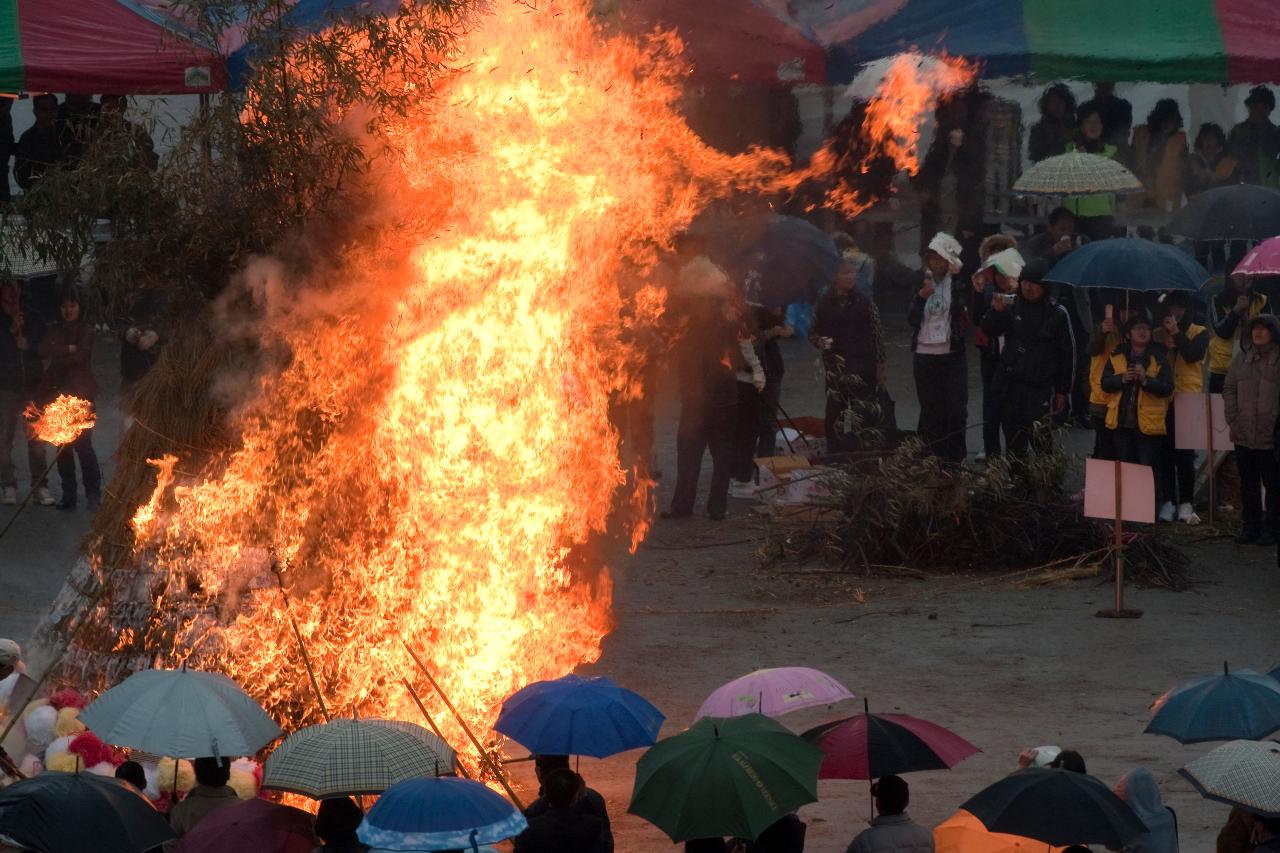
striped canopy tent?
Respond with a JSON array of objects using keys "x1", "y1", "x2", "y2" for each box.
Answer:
[
  {"x1": 0, "y1": 0, "x2": 225, "y2": 94},
  {"x1": 812, "y1": 0, "x2": 1280, "y2": 85}
]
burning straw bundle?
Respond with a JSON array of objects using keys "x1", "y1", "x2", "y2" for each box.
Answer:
[{"x1": 764, "y1": 433, "x2": 1190, "y2": 590}]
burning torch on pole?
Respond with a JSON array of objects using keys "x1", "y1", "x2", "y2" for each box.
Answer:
[{"x1": 0, "y1": 395, "x2": 96, "y2": 539}]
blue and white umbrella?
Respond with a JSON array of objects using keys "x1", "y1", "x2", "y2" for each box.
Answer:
[
  {"x1": 357, "y1": 777, "x2": 526, "y2": 852},
  {"x1": 495, "y1": 674, "x2": 664, "y2": 758}
]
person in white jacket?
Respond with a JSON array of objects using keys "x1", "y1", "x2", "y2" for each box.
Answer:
[{"x1": 845, "y1": 775, "x2": 934, "y2": 853}]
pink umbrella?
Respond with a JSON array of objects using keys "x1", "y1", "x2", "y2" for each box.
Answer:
[
  {"x1": 694, "y1": 667, "x2": 853, "y2": 719},
  {"x1": 1235, "y1": 237, "x2": 1280, "y2": 277},
  {"x1": 175, "y1": 797, "x2": 316, "y2": 853}
]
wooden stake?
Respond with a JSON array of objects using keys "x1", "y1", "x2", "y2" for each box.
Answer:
[
  {"x1": 1206, "y1": 392, "x2": 1216, "y2": 525},
  {"x1": 401, "y1": 640, "x2": 523, "y2": 809},
  {"x1": 272, "y1": 561, "x2": 331, "y2": 722},
  {"x1": 1097, "y1": 459, "x2": 1142, "y2": 618},
  {"x1": 401, "y1": 678, "x2": 471, "y2": 780}
]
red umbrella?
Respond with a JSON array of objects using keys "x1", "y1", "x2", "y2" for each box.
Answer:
[
  {"x1": 174, "y1": 797, "x2": 316, "y2": 853},
  {"x1": 801, "y1": 704, "x2": 980, "y2": 780}
]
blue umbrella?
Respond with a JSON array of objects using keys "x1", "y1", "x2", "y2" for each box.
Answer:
[
  {"x1": 357, "y1": 777, "x2": 526, "y2": 852},
  {"x1": 736, "y1": 215, "x2": 840, "y2": 308},
  {"x1": 1145, "y1": 663, "x2": 1280, "y2": 743},
  {"x1": 1043, "y1": 238, "x2": 1209, "y2": 292},
  {"x1": 494, "y1": 674, "x2": 664, "y2": 758}
]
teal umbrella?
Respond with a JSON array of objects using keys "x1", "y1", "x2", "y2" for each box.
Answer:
[
  {"x1": 79, "y1": 667, "x2": 281, "y2": 758},
  {"x1": 628, "y1": 714, "x2": 822, "y2": 842},
  {"x1": 1043, "y1": 238, "x2": 1209, "y2": 293}
]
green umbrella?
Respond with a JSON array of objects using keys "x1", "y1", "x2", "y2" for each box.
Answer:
[{"x1": 628, "y1": 713, "x2": 822, "y2": 842}]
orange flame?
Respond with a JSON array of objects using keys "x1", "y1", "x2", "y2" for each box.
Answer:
[
  {"x1": 26, "y1": 395, "x2": 95, "y2": 446},
  {"x1": 130, "y1": 455, "x2": 177, "y2": 539},
  {"x1": 120, "y1": 5, "x2": 972, "y2": 753},
  {"x1": 795, "y1": 52, "x2": 978, "y2": 217}
]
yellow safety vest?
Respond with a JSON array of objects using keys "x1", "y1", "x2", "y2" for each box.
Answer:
[
  {"x1": 1105, "y1": 351, "x2": 1171, "y2": 436},
  {"x1": 1064, "y1": 142, "x2": 1118, "y2": 218},
  {"x1": 1089, "y1": 331, "x2": 1121, "y2": 406},
  {"x1": 1209, "y1": 293, "x2": 1268, "y2": 375},
  {"x1": 1164, "y1": 323, "x2": 1206, "y2": 393}
]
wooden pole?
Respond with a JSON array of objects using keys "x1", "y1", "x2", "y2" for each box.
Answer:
[
  {"x1": 1097, "y1": 459, "x2": 1142, "y2": 618},
  {"x1": 1113, "y1": 459, "x2": 1124, "y2": 612},
  {"x1": 401, "y1": 640, "x2": 524, "y2": 809},
  {"x1": 271, "y1": 562, "x2": 331, "y2": 723},
  {"x1": 1206, "y1": 392, "x2": 1216, "y2": 525},
  {"x1": 401, "y1": 678, "x2": 471, "y2": 780}
]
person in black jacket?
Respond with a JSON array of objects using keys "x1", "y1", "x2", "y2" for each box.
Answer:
[
  {"x1": 1100, "y1": 315, "x2": 1174, "y2": 508},
  {"x1": 908, "y1": 232, "x2": 969, "y2": 463},
  {"x1": 522, "y1": 755, "x2": 612, "y2": 853},
  {"x1": 514, "y1": 769, "x2": 607, "y2": 853},
  {"x1": 1028, "y1": 83, "x2": 1077, "y2": 163},
  {"x1": 811, "y1": 257, "x2": 887, "y2": 453},
  {"x1": 14, "y1": 94, "x2": 63, "y2": 191},
  {"x1": 753, "y1": 304, "x2": 791, "y2": 459},
  {"x1": 980, "y1": 258, "x2": 1074, "y2": 458},
  {"x1": 0, "y1": 280, "x2": 50, "y2": 506}
]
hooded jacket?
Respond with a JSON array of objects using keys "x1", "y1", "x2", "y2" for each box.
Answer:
[
  {"x1": 981, "y1": 293, "x2": 1074, "y2": 394},
  {"x1": 1117, "y1": 768, "x2": 1178, "y2": 853},
  {"x1": 1209, "y1": 286, "x2": 1269, "y2": 375},
  {"x1": 1223, "y1": 315, "x2": 1280, "y2": 449}
]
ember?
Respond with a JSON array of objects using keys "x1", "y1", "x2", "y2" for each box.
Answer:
[{"x1": 26, "y1": 395, "x2": 96, "y2": 447}]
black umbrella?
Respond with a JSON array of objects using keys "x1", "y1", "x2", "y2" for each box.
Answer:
[
  {"x1": 1169, "y1": 185, "x2": 1280, "y2": 241},
  {"x1": 960, "y1": 768, "x2": 1147, "y2": 847},
  {"x1": 0, "y1": 771, "x2": 174, "y2": 853},
  {"x1": 735, "y1": 215, "x2": 840, "y2": 307}
]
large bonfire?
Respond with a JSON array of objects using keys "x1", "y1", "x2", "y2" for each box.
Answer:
[{"x1": 62, "y1": 0, "x2": 974, "y2": 752}]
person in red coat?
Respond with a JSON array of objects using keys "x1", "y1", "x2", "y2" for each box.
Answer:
[{"x1": 38, "y1": 290, "x2": 100, "y2": 509}]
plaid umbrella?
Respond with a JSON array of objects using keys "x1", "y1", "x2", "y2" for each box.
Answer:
[
  {"x1": 1179, "y1": 739, "x2": 1280, "y2": 819},
  {"x1": 1012, "y1": 152, "x2": 1142, "y2": 196},
  {"x1": 262, "y1": 718, "x2": 456, "y2": 798}
]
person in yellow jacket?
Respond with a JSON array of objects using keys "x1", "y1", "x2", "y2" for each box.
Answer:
[
  {"x1": 1209, "y1": 267, "x2": 1269, "y2": 392},
  {"x1": 1130, "y1": 99, "x2": 1187, "y2": 211},
  {"x1": 1086, "y1": 302, "x2": 1130, "y2": 460},
  {"x1": 1100, "y1": 315, "x2": 1174, "y2": 513},
  {"x1": 1154, "y1": 294, "x2": 1208, "y2": 524}
]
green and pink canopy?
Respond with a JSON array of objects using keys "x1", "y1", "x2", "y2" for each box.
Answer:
[{"x1": 824, "y1": 0, "x2": 1280, "y2": 84}]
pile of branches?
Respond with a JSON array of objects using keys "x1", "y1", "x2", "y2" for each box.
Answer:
[{"x1": 764, "y1": 432, "x2": 1191, "y2": 590}]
